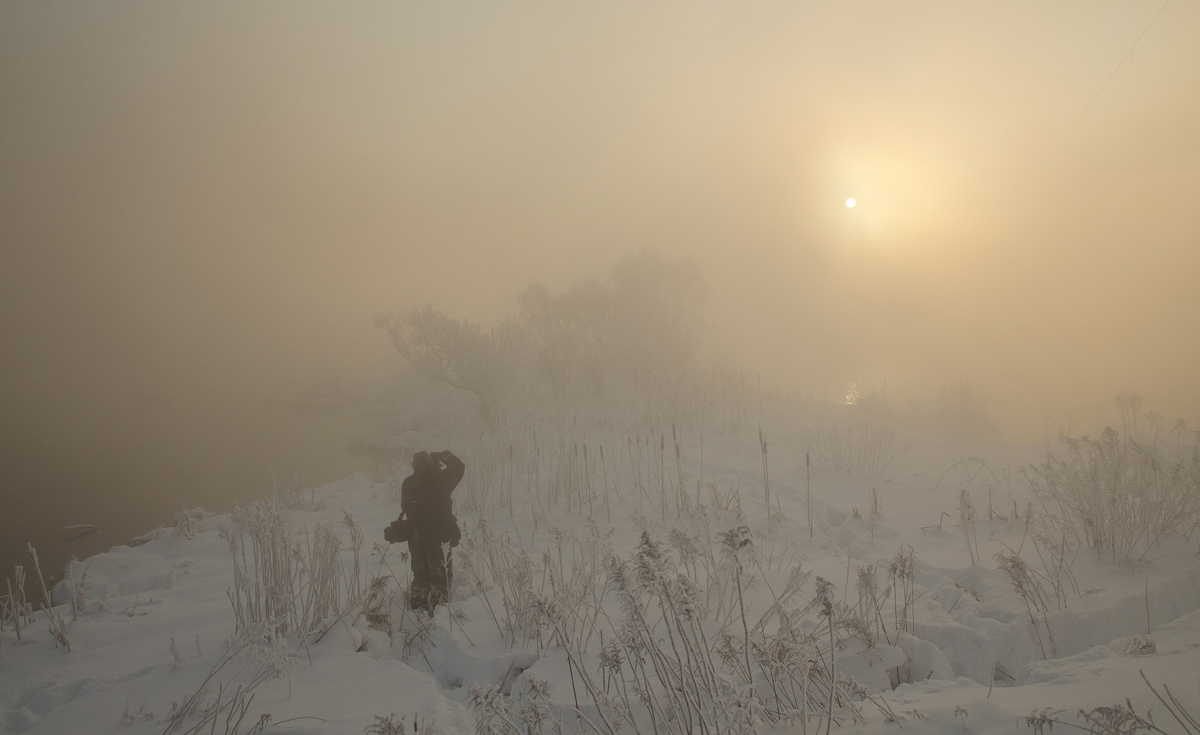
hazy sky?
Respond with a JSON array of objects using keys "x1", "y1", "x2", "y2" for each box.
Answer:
[{"x1": 2, "y1": 0, "x2": 1199, "y2": 444}]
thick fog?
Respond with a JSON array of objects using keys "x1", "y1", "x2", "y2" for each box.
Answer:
[{"x1": 2, "y1": 2, "x2": 1199, "y2": 577}]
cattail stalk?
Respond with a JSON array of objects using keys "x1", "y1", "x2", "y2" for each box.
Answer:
[{"x1": 807, "y1": 452, "x2": 813, "y2": 539}]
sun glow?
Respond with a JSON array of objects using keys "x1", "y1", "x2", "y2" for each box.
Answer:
[{"x1": 846, "y1": 198, "x2": 856, "y2": 208}]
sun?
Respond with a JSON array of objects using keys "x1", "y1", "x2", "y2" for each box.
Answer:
[{"x1": 845, "y1": 198, "x2": 856, "y2": 208}]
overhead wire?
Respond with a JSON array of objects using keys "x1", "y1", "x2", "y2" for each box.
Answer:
[
  {"x1": 1068, "y1": 0, "x2": 1170, "y2": 130},
  {"x1": 1164, "y1": 73, "x2": 1200, "y2": 111}
]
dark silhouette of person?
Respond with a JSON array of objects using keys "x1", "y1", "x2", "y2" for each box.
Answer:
[{"x1": 398, "y1": 449, "x2": 464, "y2": 611}]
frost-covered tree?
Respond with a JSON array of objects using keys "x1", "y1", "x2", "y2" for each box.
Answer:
[
  {"x1": 377, "y1": 251, "x2": 709, "y2": 419},
  {"x1": 373, "y1": 305, "x2": 522, "y2": 423},
  {"x1": 517, "y1": 282, "x2": 584, "y2": 395},
  {"x1": 518, "y1": 250, "x2": 710, "y2": 396},
  {"x1": 517, "y1": 278, "x2": 614, "y2": 396},
  {"x1": 608, "y1": 249, "x2": 710, "y2": 382}
]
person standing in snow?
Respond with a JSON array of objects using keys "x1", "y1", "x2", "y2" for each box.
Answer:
[{"x1": 388, "y1": 449, "x2": 464, "y2": 612}]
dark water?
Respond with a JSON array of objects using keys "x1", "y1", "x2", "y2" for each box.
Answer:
[{"x1": 0, "y1": 395, "x2": 378, "y2": 596}]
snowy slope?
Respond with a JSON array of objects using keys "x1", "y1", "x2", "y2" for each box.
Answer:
[{"x1": 3, "y1": 405, "x2": 1199, "y2": 735}]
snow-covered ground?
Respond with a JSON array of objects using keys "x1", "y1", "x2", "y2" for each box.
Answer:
[{"x1": 3, "y1": 400, "x2": 1199, "y2": 735}]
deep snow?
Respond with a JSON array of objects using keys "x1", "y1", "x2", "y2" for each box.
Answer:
[{"x1": 3, "y1": 401, "x2": 1199, "y2": 735}]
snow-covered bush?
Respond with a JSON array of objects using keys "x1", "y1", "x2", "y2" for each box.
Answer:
[{"x1": 1024, "y1": 428, "x2": 1200, "y2": 562}]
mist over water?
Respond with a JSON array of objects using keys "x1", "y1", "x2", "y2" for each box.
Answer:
[
  {"x1": 0, "y1": 386, "x2": 378, "y2": 590},
  {"x1": 3, "y1": 2, "x2": 1199, "y2": 581}
]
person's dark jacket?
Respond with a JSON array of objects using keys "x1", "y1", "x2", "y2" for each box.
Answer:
[{"x1": 400, "y1": 451, "x2": 464, "y2": 545}]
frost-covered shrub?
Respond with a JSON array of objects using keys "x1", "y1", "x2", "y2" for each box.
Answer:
[
  {"x1": 1024, "y1": 429, "x2": 1200, "y2": 561},
  {"x1": 468, "y1": 679, "x2": 562, "y2": 735},
  {"x1": 172, "y1": 502, "x2": 207, "y2": 539}
]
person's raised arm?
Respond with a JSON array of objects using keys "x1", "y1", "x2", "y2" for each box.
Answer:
[{"x1": 434, "y1": 450, "x2": 465, "y2": 495}]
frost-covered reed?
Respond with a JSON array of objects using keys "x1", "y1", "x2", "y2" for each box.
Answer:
[
  {"x1": 807, "y1": 422, "x2": 899, "y2": 477},
  {"x1": 453, "y1": 508, "x2": 907, "y2": 735},
  {"x1": 220, "y1": 499, "x2": 367, "y2": 638}
]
